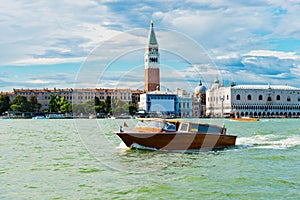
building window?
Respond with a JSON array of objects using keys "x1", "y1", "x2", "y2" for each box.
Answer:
[
  {"x1": 227, "y1": 95, "x2": 229, "y2": 100},
  {"x1": 267, "y1": 96, "x2": 272, "y2": 101},
  {"x1": 236, "y1": 94, "x2": 241, "y2": 100},
  {"x1": 298, "y1": 97, "x2": 300, "y2": 102},
  {"x1": 276, "y1": 95, "x2": 280, "y2": 101},
  {"x1": 259, "y1": 95, "x2": 263, "y2": 101},
  {"x1": 287, "y1": 96, "x2": 291, "y2": 102},
  {"x1": 247, "y1": 94, "x2": 252, "y2": 101}
]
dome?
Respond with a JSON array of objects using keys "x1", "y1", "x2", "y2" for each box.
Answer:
[{"x1": 194, "y1": 80, "x2": 206, "y2": 95}]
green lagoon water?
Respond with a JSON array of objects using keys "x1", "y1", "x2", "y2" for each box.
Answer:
[{"x1": 1, "y1": 118, "x2": 300, "y2": 199}]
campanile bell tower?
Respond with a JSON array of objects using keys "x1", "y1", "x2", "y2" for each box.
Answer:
[{"x1": 144, "y1": 20, "x2": 160, "y2": 92}]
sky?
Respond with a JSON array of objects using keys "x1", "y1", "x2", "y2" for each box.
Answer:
[{"x1": 1, "y1": 0, "x2": 300, "y2": 92}]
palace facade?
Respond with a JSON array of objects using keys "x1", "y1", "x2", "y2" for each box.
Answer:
[{"x1": 206, "y1": 80, "x2": 300, "y2": 118}]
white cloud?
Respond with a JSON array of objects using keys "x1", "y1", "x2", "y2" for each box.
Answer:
[
  {"x1": 243, "y1": 50, "x2": 299, "y2": 60},
  {"x1": 0, "y1": 0, "x2": 122, "y2": 66},
  {"x1": 12, "y1": 57, "x2": 86, "y2": 66},
  {"x1": 26, "y1": 80, "x2": 50, "y2": 84}
]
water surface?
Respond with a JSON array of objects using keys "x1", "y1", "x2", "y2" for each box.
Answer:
[{"x1": 1, "y1": 118, "x2": 299, "y2": 199}]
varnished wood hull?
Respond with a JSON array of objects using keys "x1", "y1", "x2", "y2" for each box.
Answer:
[{"x1": 116, "y1": 132, "x2": 237, "y2": 151}]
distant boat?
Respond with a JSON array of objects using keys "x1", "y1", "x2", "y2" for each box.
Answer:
[
  {"x1": 32, "y1": 116, "x2": 47, "y2": 119},
  {"x1": 232, "y1": 117, "x2": 259, "y2": 122},
  {"x1": 115, "y1": 118, "x2": 236, "y2": 151},
  {"x1": 46, "y1": 114, "x2": 65, "y2": 119},
  {"x1": 0, "y1": 116, "x2": 11, "y2": 120},
  {"x1": 113, "y1": 113, "x2": 133, "y2": 119}
]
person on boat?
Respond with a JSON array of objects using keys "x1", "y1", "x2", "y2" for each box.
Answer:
[{"x1": 162, "y1": 121, "x2": 176, "y2": 132}]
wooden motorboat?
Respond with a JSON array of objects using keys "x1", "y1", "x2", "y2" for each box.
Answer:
[
  {"x1": 232, "y1": 117, "x2": 259, "y2": 122},
  {"x1": 115, "y1": 118, "x2": 236, "y2": 151}
]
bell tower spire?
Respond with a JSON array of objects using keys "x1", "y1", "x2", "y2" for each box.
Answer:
[{"x1": 144, "y1": 20, "x2": 160, "y2": 92}]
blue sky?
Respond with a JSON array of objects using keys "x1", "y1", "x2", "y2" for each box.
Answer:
[{"x1": 1, "y1": 0, "x2": 300, "y2": 92}]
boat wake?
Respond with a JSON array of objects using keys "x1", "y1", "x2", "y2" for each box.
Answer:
[
  {"x1": 116, "y1": 142, "x2": 158, "y2": 151},
  {"x1": 116, "y1": 142, "x2": 128, "y2": 149},
  {"x1": 236, "y1": 134, "x2": 300, "y2": 149},
  {"x1": 130, "y1": 143, "x2": 158, "y2": 151}
]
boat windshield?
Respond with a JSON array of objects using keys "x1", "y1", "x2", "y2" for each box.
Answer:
[{"x1": 136, "y1": 120, "x2": 165, "y2": 129}]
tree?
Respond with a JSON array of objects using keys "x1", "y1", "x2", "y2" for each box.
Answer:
[
  {"x1": 95, "y1": 96, "x2": 101, "y2": 106},
  {"x1": 11, "y1": 95, "x2": 29, "y2": 112},
  {"x1": 111, "y1": 100, "x2": 132, "y2": 115},
  {"x1": 129, "y1": 103, "x2": 138, "y2": 115},
  {"x1": 105, "y1": 96, "x2": 112, "y2": 114},
  {"x1": 83, "y1": 99, "x2": 95, "y2": 114},
  {"x1": 58, "y1": 97, "x2": 72, "y2": 113},
  {"x1": 49, "y1": 94, "x2": 60, "y2": 112},
  {"x1": 94, "y1": 96, "x2": 102, "y2": 113},
  {"x1": 72, "y1": 104, "x2": 85, "y2": 116},
  {"x1": 28, "y1": 95, "x2": 41, "y2": 112},
  {"x1": 95, "y1": 100, "x2": 106, "y2": 114},
  {"x1": 0, "y1": 94, "x2": 10, "y2": 114},
  {"x1": 49, "y1": 95, "x2": 72, "y2": 113}
]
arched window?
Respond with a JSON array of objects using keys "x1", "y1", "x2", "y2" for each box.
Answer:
[
  {"x1": 259, "y1": 95, "x2": 263, "y2": 100},
  {"x1": 287, "y1": 96, "x2": 291, "y2": 102},
  {"x1": 236, "y1": 94, "x2": 241, "y2": 100},
  {"x1": 298, "y1": 96, "x2": 300, "y2": 102},
  {"x1": 267, "y1": 96, "x2": 272, "y2": 101},
  {"x1": 227, "y1": 95, "x2": 229, "y2": 100},
  {"x1": 276, "y1": 95, "x2": 280, "y2": 101},
  {"x1": 247, "y1": 94, "x2": 252, "y2": 100}
]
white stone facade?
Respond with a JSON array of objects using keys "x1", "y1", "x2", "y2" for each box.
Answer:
[
  {"x1": 206, "y1": 82, "x2": 300, "y2": 118},
  {"x1": 176, "y1": 88, "x2": 192, "y2": 117}
]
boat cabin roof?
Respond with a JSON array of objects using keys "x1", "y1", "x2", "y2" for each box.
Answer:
[
  {"x1": 135, "y1": 118, "x2": 225, "y2": 134},
  {"x1": 178, "y1": 122, "x2": 224, "y2": 134}
]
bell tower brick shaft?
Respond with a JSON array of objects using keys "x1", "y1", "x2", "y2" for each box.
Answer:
[{"x1": 144, "y1": 20, "x2": 160, "y2": 92}]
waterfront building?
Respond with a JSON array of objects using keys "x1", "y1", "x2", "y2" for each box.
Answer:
[
  {"x1": 176, "y1": 88, "x2": 192, "y2": 117},
  {"x1": 144, "y1": 20, "x2": 160, "y2": 92},
  {"x1": 192, "y1": 80, "x2": 207, "y2": 117},
  {"x1": 0, "y1": 91, "x2": 14, "y2": 99},
  {"x1": 5, "y1": 88, "x2": 144, "y2": 111},
  {"x1": 139, "y1": 90, "x2": 179, "y2": 116},
  {"x1": 206, "y1": 80, "x2": 300, "y2": 118}
]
